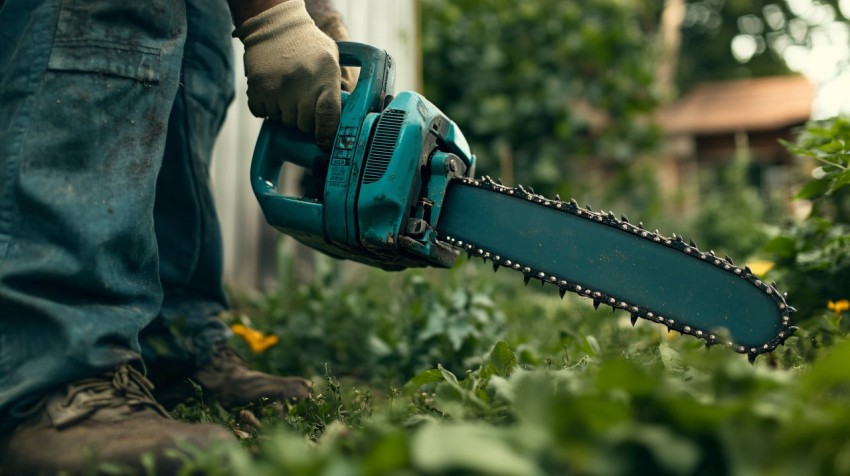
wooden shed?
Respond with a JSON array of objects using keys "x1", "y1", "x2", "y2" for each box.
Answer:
[
  {"x1": 658, "y1": 75, "x2": 814, "y2": 164},
  {"x1": 654, "y1": 75, "x2": 814, "y2": 212}
]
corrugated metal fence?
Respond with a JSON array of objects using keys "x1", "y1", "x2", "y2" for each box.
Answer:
[{"x1": 210, "y1": 0, "x2": 419, "y2": 291}]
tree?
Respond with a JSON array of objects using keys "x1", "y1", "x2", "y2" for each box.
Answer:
[
  {"x1": 420, "y1": 0, "x2": 663, "y2": 197},
  {"x1": 677, "y1": 0, "x2": 792, "y2": 92}
]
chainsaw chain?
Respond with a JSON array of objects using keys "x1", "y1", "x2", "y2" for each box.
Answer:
[{"x1": 439, "y1": 176, "x2": 797, "y2": 360}]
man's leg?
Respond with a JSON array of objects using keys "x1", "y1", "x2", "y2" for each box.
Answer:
[
  {"x1": 0, "y1": 0, "x2": 233, "y2": 472},
  {"x1": 0, "y1": 0, "x2": 182, "y2": 427},
  {"x1": 141, "y1": 0, "x2": 235, "y2": 376},
  {"x1": 143, "y1": 0, "x2": 310, "y2": 408}
]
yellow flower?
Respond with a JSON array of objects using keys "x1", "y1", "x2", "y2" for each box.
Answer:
[
  {"x1": 828, "y1": 300, "x2": 850, "y2": 316},
  {"x1": 746, "y1": 259, "x2": 774, "y2": 277},
  {"x1": 230, "y1": 324, "x2": 279, "y2": 354}
]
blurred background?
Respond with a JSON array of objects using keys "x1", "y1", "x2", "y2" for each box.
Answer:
[{"x1": 210, "y1": 0, "x2": 850, "y2": 293}]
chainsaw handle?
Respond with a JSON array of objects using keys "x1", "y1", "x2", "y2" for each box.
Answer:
[
  {"x1": 251, "y1": 42, "x2": 393, "y2": 240},
  {"x1": 337, "y1": 41, "x2": 393, "y2": 122}
]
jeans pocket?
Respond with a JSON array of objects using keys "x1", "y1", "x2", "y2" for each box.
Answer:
[{"x1": 47, "y1": 0, "x2": 185, "y2": 83}]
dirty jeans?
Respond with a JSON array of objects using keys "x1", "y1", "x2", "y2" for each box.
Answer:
[{"x1": 0, "y1": 0, "x2": 235, "y2": 430}]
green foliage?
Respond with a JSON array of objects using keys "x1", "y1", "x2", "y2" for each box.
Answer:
[
  {"x1": 228, "y1": 255, "x2": 507, "y2": 382},
  {"x1": 420, "y1": 0, "x2": 661, "y2": 195},
  {"x1": 679, "y1": 0, "x2": 792, "y2": 92},
  {"x1": 763, "y1": 117, "x2": 850, "y2": 317},
  {"x1": 687, "y1": 147, "x2": 772, "y2": 259},
  {"x1": 133, "y1": 301, "x2": 850, "y2": 475}
]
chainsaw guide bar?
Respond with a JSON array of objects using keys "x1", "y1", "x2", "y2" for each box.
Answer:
[{"x1": 436, "y1": 177, "x2": 797, "y2": 359}]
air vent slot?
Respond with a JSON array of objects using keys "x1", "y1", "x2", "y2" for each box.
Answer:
[{"x1": 363, "y1": 109, "x2": 405, "y2": 184}]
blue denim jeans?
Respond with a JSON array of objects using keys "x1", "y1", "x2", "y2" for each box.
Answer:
[{"x1": 0, "y1": 0, "x2": 235, "y2": 430}]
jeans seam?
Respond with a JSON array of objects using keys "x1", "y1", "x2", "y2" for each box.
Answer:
[{"x1": 0, "y1": 2, "x2": 60, "y2": 262}]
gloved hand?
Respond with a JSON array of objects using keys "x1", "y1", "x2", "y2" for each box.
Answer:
[{"x1": 234, "y1": 0, "x2": 342, "y2": 150}]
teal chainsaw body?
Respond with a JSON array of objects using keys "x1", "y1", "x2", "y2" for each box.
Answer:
[
  {"x1": 251, "y1": 42, "x2": 474, "y2": 270},
  {"x1": 251, "y1": 42, "x2": 795, "y2": 358}
]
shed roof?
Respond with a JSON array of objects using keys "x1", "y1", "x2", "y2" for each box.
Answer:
[{"x1": 658, "y1": 75, "x2": 814, "y2": 135}]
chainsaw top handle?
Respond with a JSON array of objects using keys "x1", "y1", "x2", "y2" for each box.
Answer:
[{"x1": 250, "y1": 42, "x2": 394, "y2": 246}]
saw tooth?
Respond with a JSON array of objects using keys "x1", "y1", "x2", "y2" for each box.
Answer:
[
  {"x1": 555, "y1": 194, "x2": 562, "y2": 201},
  {"x1": 638, "y1": 221, "x2": 644, "y2": 229},
  {"x1": 689, "y1": 239, "x2": 697, "y2": 248},
  {"x1": 559, "y1": 287, "x2": 568, "y2": 299},
  {"x1": 497, "y1": 177, "x2": 503, "y2": 185},
  {"x1": 630, "y1": 314, "x2": 638, "y2": 326},
  {"x1": 523, "y1": 275, "x2": 531, "y2": 286},
  {"x1": 788, "y1": 306, "x2": 797, "y2": 313},
  {"x1": 586, "y1": 204, "x2": 592, "y2": 211},
  {"x1": 621, "y1": 214, "x2": 629, "y2": 223},
  {"x1": 593, "y1": 300, "x2": 601, "y2": 310},
  {"x1": 492, "y1": 263, "x2": 500, "y2": 272},
  {"x1": 569, "y1": 198, "x2": 578, "y2": 206},
  {"x1": 748, "y1": 354, "x2": 757, "y2": 364},
  {"x1": 725, "y1": 255, "x2": 735, "y2": 264}
]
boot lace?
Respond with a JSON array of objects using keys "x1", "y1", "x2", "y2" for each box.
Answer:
[{"x1": 50, "y1": 365, "x2": 171, "y2": 428}]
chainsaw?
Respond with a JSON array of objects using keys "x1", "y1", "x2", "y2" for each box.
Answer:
[{"x1": 250, "y1": 42, "x2": 795, "y2": 360}]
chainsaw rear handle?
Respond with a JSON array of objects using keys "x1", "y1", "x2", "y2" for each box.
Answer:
[{"x1": 250, "y1": 42, "x2": 393, "y2": 241}]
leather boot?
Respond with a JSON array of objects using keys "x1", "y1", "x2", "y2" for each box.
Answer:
[
  {"x1": 153, "y1": 345, "x2": 311, "y2": 410},
  {"x1": 0, "y1": 365, "x2": 234, "y2": 475}
]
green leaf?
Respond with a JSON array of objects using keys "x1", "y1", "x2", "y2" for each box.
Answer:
[
  {"x1": 411, "y1": 423, "x2": 543, "y2": 476},
  {"x1": 762, "y1": 236, "x2": 797, "y2": 260},
  {"x1": 488, "y1": 341, "x2": 518, "y2": 377},
  {"x1": 404, "y1": 369, "x2": 446, "y2": 394},
  {"x1": 828, "y1": 170, "x2": 850, "y2": 195},
  {"x1": 795, "y1": 178, "x2": 833, "y2": 200},
  {"x1": 801, "y1": 338, "x2": 850, "y2": 397},
  {"x1": 438, "y1": 364, "x2": 460, "y2": 386}
]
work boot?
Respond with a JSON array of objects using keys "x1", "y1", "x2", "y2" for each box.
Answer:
[
  {"x1": 0, "y1": 365, "x2": 234, "y2": 475},
  {"x1": 153, "y1": 345, "x2": 311, "y2": 410}
]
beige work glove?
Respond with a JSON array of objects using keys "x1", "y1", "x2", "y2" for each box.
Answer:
[{"x1": 234, "y1": 0, "x2": 342, "y2": 151}]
